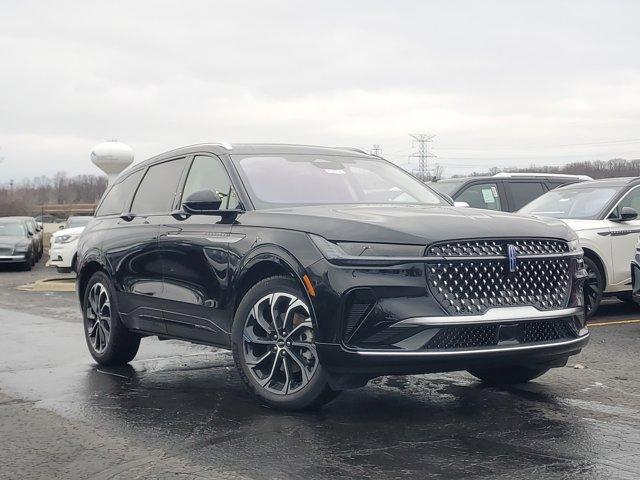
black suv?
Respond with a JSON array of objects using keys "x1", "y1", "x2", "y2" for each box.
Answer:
[
  {"x1": 77, "y1": 144, "x2": 589, "y2": 410},
  {"x1": 429, "y1": 174, "x2": 588, "y2": 212}
]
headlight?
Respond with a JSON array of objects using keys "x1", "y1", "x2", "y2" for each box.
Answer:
[
  {"x1": 54, "y1": 234, "x2": 79, "y2": 244},
  {"x1": 309, "y1": 234, "x2": 423, "y2": 264},
  {"x1": 568, "y1": 239, "x2": 582, "y2": 252},
  {"x1": 14, "y1": 243, "x2": 29, "y2": 253}
]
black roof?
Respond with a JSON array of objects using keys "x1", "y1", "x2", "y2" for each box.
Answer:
[{"x1": 133, "y1": 143, "x2": 373, "y2": 171}]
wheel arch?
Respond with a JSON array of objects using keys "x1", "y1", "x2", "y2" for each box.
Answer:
[
  {"x1": 77, "y1": 256, "x2": 108, "y2": 303},
  {"x1": 231, "y1": 245, "x2": 313, "y2": 315},
  {"x1": 582, "y1": 247, "x2": 607, "y2": 286}
]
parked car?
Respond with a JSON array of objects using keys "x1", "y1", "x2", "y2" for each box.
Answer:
[
  {"x1": 48, "y1": 226, "x2": 85, "y2": 273},
  {"x1": 0, "y1": 218, "x2": 37, "y2": 270},
  {"x1": 520, "y1": 177, "x2": 640, "y2": 316},
  {"x1": 429, "y1": 173, "x2": 590, "y2": 212},
  {"x1": 35, "y1": 214, "x2": 63, "y2": 224},
  {"x1": 9, "y1": 216, "x2": 44, "y2": 260},
  {"x1": 76, "y1": 143, "x2": 588, "y2": 410}
]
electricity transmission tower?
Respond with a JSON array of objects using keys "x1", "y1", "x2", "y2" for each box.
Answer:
[
  {"x1": 371, "y1": 144, "x2": 382, "y2": 156},
  {"x1": 409, "y1": 134, "x2": 436, "y2": 181}
]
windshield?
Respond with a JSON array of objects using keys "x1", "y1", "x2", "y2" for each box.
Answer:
[
  {"x1": 429, "y1": 180, "x2": 465, "y2": 196},
  {"x1": 519, "y1": 186, "x2": 622, "y2": 219},
  {"x1": 66, "y1": 216, "x2": 92, "y2": 228},
  {"x1": 232, "y1": 155, "x2": 445, "y2": 208},
  {"x1": 0, "y1": 222, "x2": 27, "y2": 237}
]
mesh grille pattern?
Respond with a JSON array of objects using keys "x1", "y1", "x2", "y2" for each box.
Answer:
[
  {"x1": 428, "y1": 258, "x2": 570, "y2": 315},
  {"x1": 426, "y1": 319, "x2": 575, "y2": 350},
  {"x1": 427, "y1": 239, "x2": 568, "y2": 257},
  {"x1": 0, "y1": 247, "x2": 14, "y2": 256},
  {"x1": 343, "y1": 303, "x2": 371, "y2": 338}
]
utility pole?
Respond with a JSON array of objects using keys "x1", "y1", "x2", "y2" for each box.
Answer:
[
  {"x1": 371, "y1": 144, "x2": 382, "y2": 156},
  {"x1": 409, "y1": 134, "x2": 436, "y2": 181}
]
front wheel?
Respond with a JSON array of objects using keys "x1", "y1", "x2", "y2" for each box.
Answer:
[
  {"x1": 232, "y1": 276, "x2": 340, "y2": 410},
  {"x1": 583, "y1": 256, "x2": 603, "y2": 318},
  {"x1": 82, "y1": 271, "x2": 140, "y2": 365},
  {"x1": 468, "y1": 365, "x2": 551, "y2": 385}
]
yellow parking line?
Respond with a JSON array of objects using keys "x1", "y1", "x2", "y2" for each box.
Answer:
[{"x1": 588, "y1": 319, "x2": 640, "y2": 327}]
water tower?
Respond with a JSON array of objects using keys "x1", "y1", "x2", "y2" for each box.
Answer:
[{"x1": 90, "y1": 140, "x2": 134, "y2": 185}]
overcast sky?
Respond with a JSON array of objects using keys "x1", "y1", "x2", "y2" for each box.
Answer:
[{"x1": 1, "y1": 0, "x2": 640, "y2": 181}]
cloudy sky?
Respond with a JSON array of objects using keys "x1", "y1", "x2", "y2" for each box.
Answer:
[{"x1": 1, "y1": 0, "x2": 640, "y2": 181}]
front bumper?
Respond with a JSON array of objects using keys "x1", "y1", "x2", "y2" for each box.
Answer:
[
  {"x1": 0, "y1": 254, "x2": 26, "y2": 263},
  {"x1": 306, "y1": 254, "x2": 587, "y2": 377},
  {"x1": 47, "y1": 242, "x2": 76, "y2": 268}
]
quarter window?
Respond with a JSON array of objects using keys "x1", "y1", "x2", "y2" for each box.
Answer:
[
  {"x1": 457, "y1": 183, "x2": 503, "y2": 211},
  {"x1": 181, "y1": 156, "x2": 239, "y2": 209},
  {"x1": 95, "y1": 169, "x2": 144, "y2": 217},
  {"x1": 131, "y1": 158, "x2": 187, "y2": 214}
]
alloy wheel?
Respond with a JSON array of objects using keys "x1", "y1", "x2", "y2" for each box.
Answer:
[
  {"x1": 85, "y1": 282, "x2": 112, "y2": 353},
  {"x1": 242, "y1": 292, "x2": 318, "y2": 395}
]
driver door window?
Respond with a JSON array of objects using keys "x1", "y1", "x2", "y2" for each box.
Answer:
[
  {"x1": 457, "y1": 183, "x2": 502, "y2": 211},
  {"x1": 607, "y1": 186, "x2": 640, "y2": 286},
  {"x1": 181, "y1": 155, "x2": 239, "y2": 209}
]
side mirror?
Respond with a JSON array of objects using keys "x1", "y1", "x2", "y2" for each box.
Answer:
[
  {"x1": 614, "y1": 206, "x2": 638, "y2": 222},
  {"x1": 59, "y1": 225, "x2": 64, "y2": 230},
  {"x1": 454, "y1": 201, "x2": 470, "y2": 208},
  {"x1": 182, "y1": 189, "x2": 223, "y2": 214}
]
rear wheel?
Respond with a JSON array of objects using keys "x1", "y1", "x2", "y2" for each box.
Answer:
[
  {"x1": 82, "y1": 271, "x2": 140, "y2": 365},
  {"x1": 468, "y1": 365, "x2": 551, "y2": 385},
  {"x1": 232, "y1": 276, "x2": 339, "y2": 410},
  {"x1": 583, "y1": 256, "x2": 603, "y2": 318}
]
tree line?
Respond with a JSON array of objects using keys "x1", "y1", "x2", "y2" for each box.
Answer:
[
  {"x1": 458, "y1": 158, "x2": 640, "y2": 179},
  {"x1": 0, "y1": 172, "x2": 107, "y2": 216}
]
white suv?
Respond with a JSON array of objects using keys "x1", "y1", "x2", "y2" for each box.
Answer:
[
  {"x1": 520, "y1": 177, "x2": 640, "y2": 316},
  {"x1": 48, "y1": 226, "x2": 85, "y2": 273}
]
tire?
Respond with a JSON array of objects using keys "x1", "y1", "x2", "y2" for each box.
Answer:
[
  {"x1": 583, "y1": 256, "x2": 603, "y2": 318},
  {"x1": 20, "y1": 259, "x2": 32, "y2": 271},
  {"x1": 468, "y1": 365, "x2": 551, "y2": 385},
  {"x1": 82, "y1": 271, "x2": 140, "y2": 366},
  {"x1": 232, "y1": 276, "x2": 340, "y2": 410}
]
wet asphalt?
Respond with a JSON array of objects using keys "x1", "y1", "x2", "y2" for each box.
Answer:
[{"x1": 0, "y1": 262, "x2": 639, "y2": 479}]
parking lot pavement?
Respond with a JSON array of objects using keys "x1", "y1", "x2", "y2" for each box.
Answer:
[{"x1": 0, "y1": 270, "x2": 639, "y2": 479}]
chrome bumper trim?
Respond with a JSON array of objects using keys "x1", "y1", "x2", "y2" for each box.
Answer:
[
  {"x1": 396, "y1": 306, "x2": 583, "y2": 326},
  {"x1": 354, "y1": 333, "x2": 589, "y2": 356},
  {"x1": 0, "y1": 255, "x2": 25, "y2": 260}
]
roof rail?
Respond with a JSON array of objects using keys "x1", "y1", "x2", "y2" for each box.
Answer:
[
  {"x1": 338, "y1": 147, "x2": 370, "y2": 155},
  {"x1": 492, "y1": 172, "x2": 593, "y2": 181},
  {"x1": 212, "y1": 142, "x2": 233, "y2": 150}
]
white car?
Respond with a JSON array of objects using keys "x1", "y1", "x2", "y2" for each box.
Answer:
[
  {"x1": 48, "y1": 226, "x2": 85, "y2": 273},
  {"x1": 520, "y1": 177, "x2": 640, "y2": 316}
]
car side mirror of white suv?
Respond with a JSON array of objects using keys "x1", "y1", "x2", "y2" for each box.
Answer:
[{"x1": 612, "y1": 206, "x2": 638, "y2": 222}]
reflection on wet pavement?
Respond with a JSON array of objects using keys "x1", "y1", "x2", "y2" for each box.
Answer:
[{"x1": 1, "y1": 307, "x2": 639, "y2": 479}]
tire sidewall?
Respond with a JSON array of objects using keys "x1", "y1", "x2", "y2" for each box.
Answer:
[{"x1": 231, "y1": 276, "x2": 331, "y2": 409}]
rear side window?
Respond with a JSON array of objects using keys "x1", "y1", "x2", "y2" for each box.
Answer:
[
  {"x1": 510, "y1": 182, "x2": 546, "y2": 210},
  {"x1": 457, "y1": 183, "x2": 503, "y2": 211},
  {"x1": 95, "y1": 170, "x2": 144, "y2": 217},
  {"x1": 131, "y1": 158, "x2": 186, "y2": 214}
]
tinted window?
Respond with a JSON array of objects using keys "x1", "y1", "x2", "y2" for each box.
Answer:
[
  {"x1": 457, "y1": 183, "x2": 502, "y2": 211},
  {"x1": 131, "y1": 158, "x2": 186, "y2": 214},
  {"x1": 510, "y1": 182, "x2": 546, "y2": 210},
  {"x1": 181, "y1": 156, "x2": 239, "y2": 209},
  {"x1": 429, "y1": 180, "x2": 465, "y2": 196},
  {"x1": 233, "y1": 155, "x2": 445, "y2": 208},
  {"x1": 95, "y1": 170, "x2": 144, "y2": 217}
]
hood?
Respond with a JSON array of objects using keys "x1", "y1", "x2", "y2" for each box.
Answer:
[
  {"x1": 0, "y1": 236, "x2": 30, "y2": 247},
  {"x1": 238, "y1": 204, "x2": 575, "y2": 245},
  {"x1": 559, "y1": 218, "x2": 606, "y2": 233},
  {"x1": 52, "y1": 226, "x2": 85, "y2": 238}
]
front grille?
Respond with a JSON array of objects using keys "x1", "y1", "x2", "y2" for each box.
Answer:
[
  {"x1": 426, "y1": 239, "x2": 571, "y2": 315},
  {"x1": 426, "y1": 319, "x2": 576, "y2": 350},
  {"x1": 428, "y1": 239, "x2": 568, "y2": 257},
  {"x1": 0, "y1": 246, "x2": 14, "y2": 256}
]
